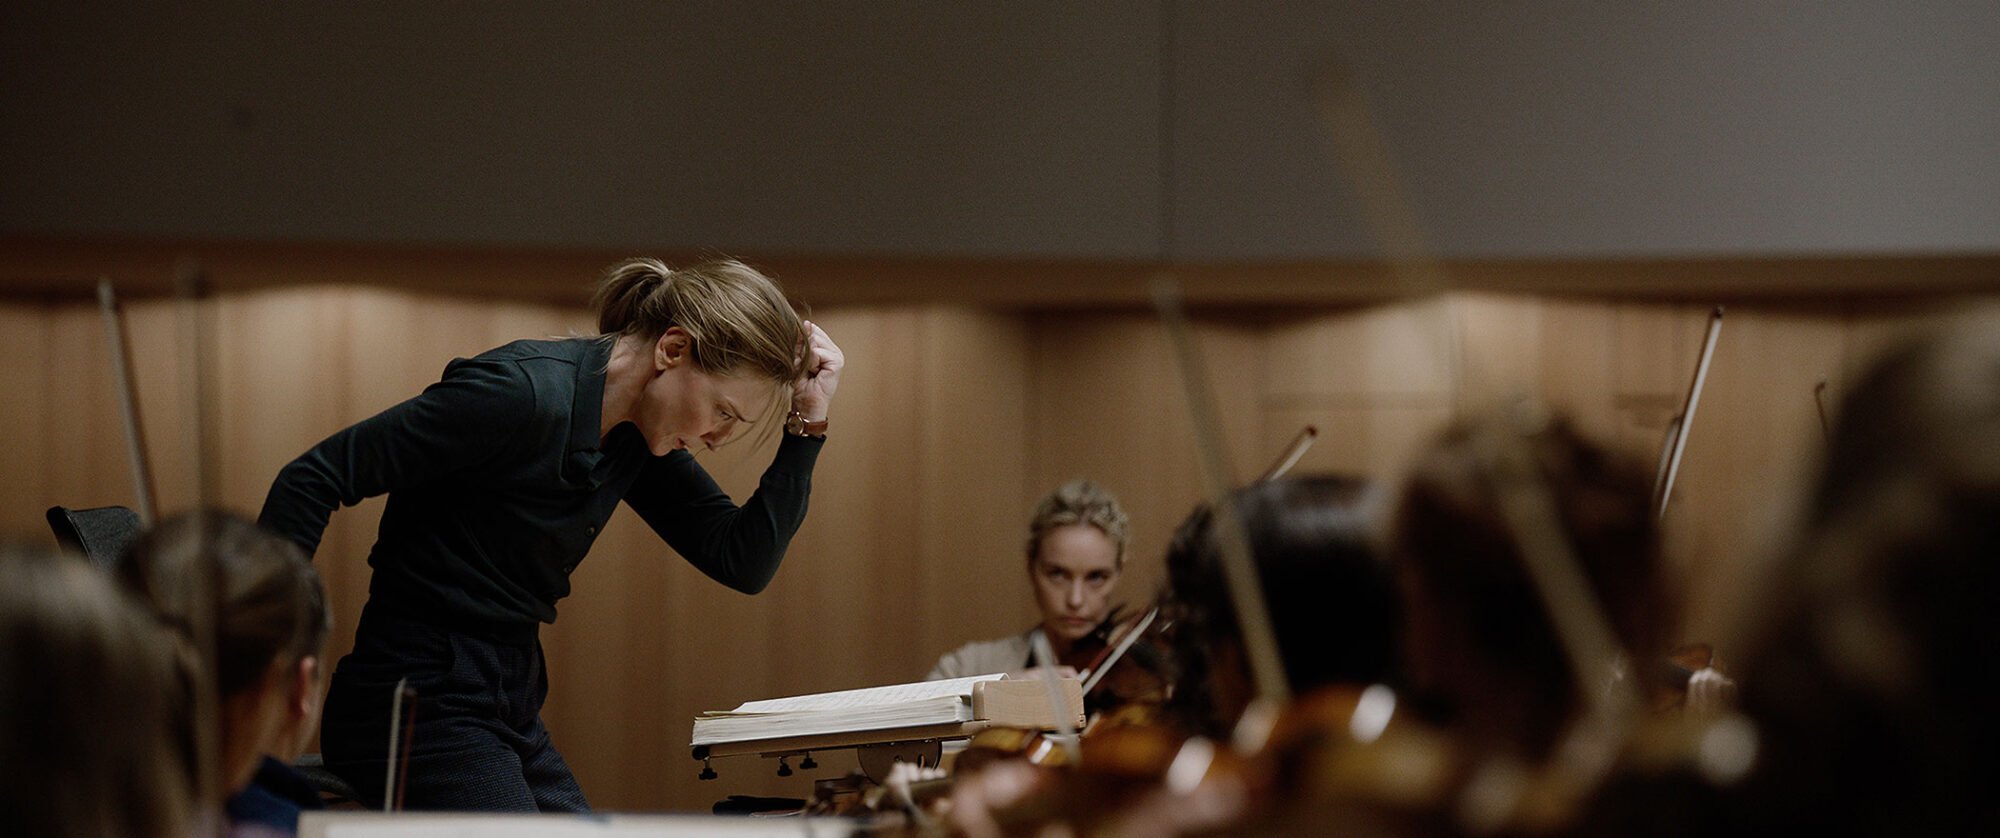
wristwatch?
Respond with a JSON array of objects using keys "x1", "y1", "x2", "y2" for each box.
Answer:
[{"x1": 785, "y1": 410, "x2": 829, "y2": 438}]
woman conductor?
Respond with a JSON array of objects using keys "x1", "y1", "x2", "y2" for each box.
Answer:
[{"x1": 258, "y1": 257, "x2": 844, "y2": 812}]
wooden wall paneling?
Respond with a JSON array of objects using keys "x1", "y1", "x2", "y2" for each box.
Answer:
[
  {"x1": 764, "y1": 308, "x2": 925, "y2": 691},
  {"x1": 1260, "y1": 302, "x2": 1455, "y2": 483},
  {"x1": 1028, "y1": 314, "x2": 1264, "y2": 609},
  {"x1": 0, "y1": 302, "x2": 51, "y2": 540},
  {"x1": 1262, "y1": 301, "x2": 1454, "y2": 401},
  {"x1": 27, "y1": 296, "x2": 210, "y2": 531},
  {"x1": 914, "y1": 308, "x2": 1034, "y2": 675},
  {"x1": 1450, "y1": 293, "x2": 1546, "y2": 410},
  {"x1": 211, "y1": 288, "x2": 357, "y2": 513},
  {"x1": 41, "y1": 304, "x2": 133, "y2": 517},
  {"x1": 1530, "y1": 297, "x2": 1621, "y2": 446}
]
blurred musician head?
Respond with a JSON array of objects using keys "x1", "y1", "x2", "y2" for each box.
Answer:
[
  {"x1": 1725, "y1": 310, "x2": 2000, "y2": 833},
  {"x1": 1026, "y1": 478, "x2": 1131, "y2": 658},
  {"x1": 1, "y1": 546, "x2": 194, "y2": 838},
  {"x1": 1163, "y1": 474, "x2": 1401, "y2": 738},
  {"x1": 117, "y1": 510, "x2": 332, "y2": 796},
  {"x1": 1392, "y1": 414, "x2": 1670, "y2": 763}
]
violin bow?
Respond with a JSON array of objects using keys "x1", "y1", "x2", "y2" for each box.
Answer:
[
  {"x1": 176, "y1": 261, "x2": 219, "y2": 507},
  {"x1": 97, "y1": 278, "x2": 158, "y2": 526},
  {"x1": 1654, "y1": 306, "x2": 1724, "y2": 521},
  {"x1": 1153, "y1": 279, "x2": 1292, "y2": 713},
  {"x1": 1079, "y1": 606, "x2": 1161, "y2": 696},
  {"x1": 1255, "y1": 425, "x2": 1318, "y2": 483}
]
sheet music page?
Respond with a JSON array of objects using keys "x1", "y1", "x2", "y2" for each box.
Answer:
[
  {"x1": 710, "y1": 673, "x2": 1005, "y2": 716},
  {"x1": 315, "y1": 813, "x2": 858, "y2": 837}
]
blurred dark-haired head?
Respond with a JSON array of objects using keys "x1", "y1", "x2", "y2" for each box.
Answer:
[
  {"x1": 1728, "y1": 311, "x2": 2000, "y2": 833},
  {"x1": 1164, "y1": 474, "x2": 1402, "y2": 738},
  {"x1": 1392, "y1": 414, "x2": 1669, "y2": 762}
]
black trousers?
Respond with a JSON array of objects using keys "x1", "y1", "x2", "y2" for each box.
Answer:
[{"x1": 320, "y1": 606, "x2": 590, "y2": 812}]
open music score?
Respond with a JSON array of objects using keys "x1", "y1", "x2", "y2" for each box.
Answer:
[
  {"x1": 302, "y1": 812, "x2": 860, "y2": 836},
  {"x1": 690, "y1": 674, "x2": 1084, "y2": 762}
]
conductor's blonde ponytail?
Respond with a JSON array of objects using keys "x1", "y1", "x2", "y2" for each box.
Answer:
[{"x1": 592, "y1": 257, "x2": 806, "y2": 385}]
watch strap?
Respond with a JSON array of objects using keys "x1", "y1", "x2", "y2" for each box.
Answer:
[{"x1": 786, "y1": 410, "x2": 829, "y2": 438}]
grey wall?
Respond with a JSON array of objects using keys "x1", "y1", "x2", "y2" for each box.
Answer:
[{"x1": 4, "y1": 2, "x2": 1996, "y2": 260}]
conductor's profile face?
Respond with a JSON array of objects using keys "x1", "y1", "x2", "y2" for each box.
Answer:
[
  {"x1": 635, "y1": 330, "x2": 776, "y2": 455},
  {"x1": 1031, "y1": 524, "x2": 1122, "y2": 646}
]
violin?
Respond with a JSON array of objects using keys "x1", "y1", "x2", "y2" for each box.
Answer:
[
  {"x1": 1055, "y1": 606, "x2": 1175, "y2": 721},
  {"x1": 948, "y1": 685, "x2": 1433, "y2": 836}
]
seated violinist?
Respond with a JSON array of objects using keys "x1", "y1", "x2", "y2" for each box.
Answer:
[
  {"x1": 942, "y1": 474, "x2": 1404, "y2": 837},
  {"x1": 925, "y1": 478, "x2": 1132, "y2": 681}
]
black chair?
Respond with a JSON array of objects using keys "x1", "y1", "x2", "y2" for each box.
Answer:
[
  {"x1": 294, "y1": 753, "x2": 365, "y2": 809},
  {"x1": 45, "y1": 505, "x2": 143, "y2": 571}
]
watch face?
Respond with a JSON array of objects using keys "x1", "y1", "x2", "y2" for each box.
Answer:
[{"x1": 785, "y1": 412, "x2": 804, "y2": 435}]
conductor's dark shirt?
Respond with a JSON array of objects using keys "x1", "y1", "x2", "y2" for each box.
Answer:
[{"x1": 258, "y1": 337, "x2": 821, "y2": 628}]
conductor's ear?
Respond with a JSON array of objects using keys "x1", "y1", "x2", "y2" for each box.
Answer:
[{"x1": 655, "y1": 327, "x2": 691, "y2": 370}]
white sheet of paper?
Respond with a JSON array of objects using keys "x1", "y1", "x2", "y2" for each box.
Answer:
[
  {"x1": 710, "y1": 673, "x2": 1005, "y2": 716},
  {"x1": 317, "y1": 813, "x2": 855, "y2": 837}
]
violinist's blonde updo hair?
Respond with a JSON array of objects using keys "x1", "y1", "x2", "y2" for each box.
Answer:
[
  {"x1": 1026, "y1": 479, "x2": 1131, "y2": 567},
  {"x1": 593, "y1": 257, "x2": 808, "y2": 387}
]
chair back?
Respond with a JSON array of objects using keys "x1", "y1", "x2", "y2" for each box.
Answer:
[{"x1": 45, "y1": 505, "x2": 143, "y2": 571}]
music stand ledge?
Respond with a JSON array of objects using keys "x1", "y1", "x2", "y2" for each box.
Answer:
[{"x1": 690, "y1": 678, "x2": 1084, "y2": 762}]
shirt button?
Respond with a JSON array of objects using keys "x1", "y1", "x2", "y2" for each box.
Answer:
[{"x1": 586, "y1": 525, "x2": 597, "y2": 535}]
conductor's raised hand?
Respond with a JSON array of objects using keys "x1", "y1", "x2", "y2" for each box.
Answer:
[{"x1": 792, "y1": 320, "x2": 843, "y2": 422}]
